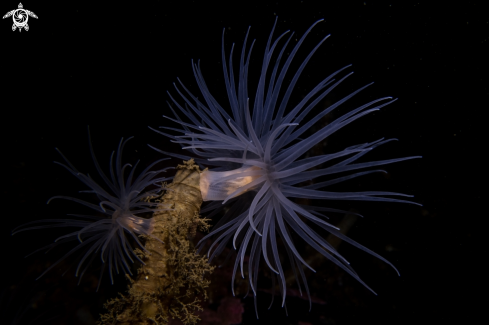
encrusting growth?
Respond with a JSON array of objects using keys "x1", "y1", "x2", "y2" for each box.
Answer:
[{"x1": 99, "y1": 160, "x2": 214, "y2": 325}]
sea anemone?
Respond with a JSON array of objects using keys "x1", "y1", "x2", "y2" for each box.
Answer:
[
  {"x1": 13, "y1": 134, "x2": 172, "y2": 290},
  {"x1": 151, "y1": 19, "x2": 421, "y2": 310}
]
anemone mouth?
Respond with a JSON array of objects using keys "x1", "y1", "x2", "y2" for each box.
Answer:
[
  {"x1": 200, "y1": 165, "x2": 263, "y2": 201},
  {"x1": 116, "y1": 212, "x2": 156, "y2": 235}
]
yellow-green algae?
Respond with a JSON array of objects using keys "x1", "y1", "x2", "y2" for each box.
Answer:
[{"x1": 99, "y1": 160, "x2": 214, "y2": 325}]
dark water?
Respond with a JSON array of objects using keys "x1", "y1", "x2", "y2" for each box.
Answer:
[{"x1": 1, "y1": 1, "x2": 484, "y2": 324}]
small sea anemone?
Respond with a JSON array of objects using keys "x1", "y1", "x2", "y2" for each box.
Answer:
[
  {"x1": 13, "y1": 134, "x2": 172, "y2": 290},
  {"x1": 151, "y1": 19, "x2": 421, "y2": 310}
]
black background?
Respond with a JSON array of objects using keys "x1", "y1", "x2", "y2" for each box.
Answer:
[{"x1": 1, "y1": 1, "x2": 485, "y2": 324}]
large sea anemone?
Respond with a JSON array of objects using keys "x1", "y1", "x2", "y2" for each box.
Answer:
[
  {"x1": 13, "y1": 135, "x2": 172, "y2": 290},
  {"x1": 151, "y1": 19, "x2": 421, "y2": 310}
]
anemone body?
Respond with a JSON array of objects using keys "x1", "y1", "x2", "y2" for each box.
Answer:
[
  {"x1": 152, "y1": 19, "x2": 421, "y2": 309},
  {"x1": 14, "y1": 136, "x2": 171, "y2": 290}
]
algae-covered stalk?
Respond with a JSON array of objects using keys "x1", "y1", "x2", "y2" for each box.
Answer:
[{"x1": 99, "y1": 160, "x2": 214, "y2": 325}]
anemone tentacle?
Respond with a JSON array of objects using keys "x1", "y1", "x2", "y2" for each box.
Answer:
[
  {"x1": 13, "y1": 135, "x2": 172, "y2": 290},
  {"x1": 152, "y1": 18, "x2": 421, "y2": 310}
]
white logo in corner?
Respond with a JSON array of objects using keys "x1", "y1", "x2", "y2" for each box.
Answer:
[{"x1": 3, "y1": 3, "x2": 38, "y2": 32}]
